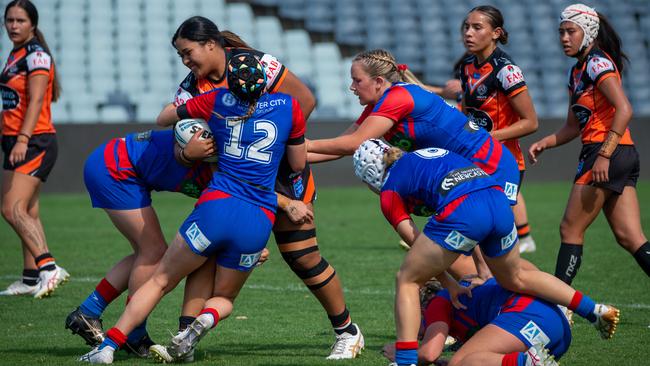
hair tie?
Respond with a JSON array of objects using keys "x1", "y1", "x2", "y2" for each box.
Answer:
[{"x1": 397, "y1": 64, "x2": 408, "y2": 71}]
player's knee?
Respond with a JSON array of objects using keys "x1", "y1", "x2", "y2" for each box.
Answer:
[
  {"x1": 136, "y1": 241, "x2": 167, "y2": 264},
  {"x1": 447, "y1": 353, "x2": 464, "y2": 366},
  {"x1": 559, "y1": 219, "x2": 583, "y2": 242},
  {"x1": 1, "y1": 200, "x2": 27, "y2": 226}
]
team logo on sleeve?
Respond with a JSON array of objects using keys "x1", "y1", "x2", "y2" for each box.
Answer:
[
  {"x1": 26, "y1": 51, "x2": 51, "y2": 71},
  {"x1": 587, "y1": 56, "x2": 614, "y2": 81},
  {"x1": 239, "y1": 251, "x2": 263, "y2": 268},
  {"x1": 520, "y1": 321, "x2": 551, "y2": 346},
  {"x1": 185, "y1": 222, "x2": 211, "y2": 252},
  {"x1": 497, "y1": 64, "x2": 524, "y2": 91}
]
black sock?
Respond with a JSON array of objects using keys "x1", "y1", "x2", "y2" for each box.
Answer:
[
  {"x1": 329, "y1": 308, "x2": 356, "y2": 335},
  {"x1": 555, "y1": 243, "x2": 583, "y2": 285},
  {"x1": 178, "y1": 316, "x2": 196, "y2": 332},
  {"x1": 22, "y1": 269, "x2": 39, "y2": 286},
  {"x1": 35, "y1": 253, "x2": 56, "y2": 272},
  {"x1": 633, "y1": 242, "x2": 650, "y2": 277}
]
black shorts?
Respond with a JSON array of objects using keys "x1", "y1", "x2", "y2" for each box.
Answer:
[
  {"x1": 2, "y1": 133, "x2": 58, "y2": 182},
  {"x1": 519, "y1": 170, "x2": 526, "y2": 188},
  {"x1": 274, "y1": 156, "x2": 316, "y2": 203},
  {"x1": 574, "y1": 143, "x2": 639, "y2": 194}
]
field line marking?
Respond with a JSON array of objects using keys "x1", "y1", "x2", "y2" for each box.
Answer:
[{"x1": 1, "y1": 275, "x2": 649, "y2": 309}]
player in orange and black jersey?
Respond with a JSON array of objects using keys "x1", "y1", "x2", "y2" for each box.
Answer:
[
  {"x1": 459, "y1": 5, "x2": 539, "y2": 254},
  {"x1": 0, "y1": 0, "x2": 69, "y2": 299},
  {"x1": 155, "y1": 16, "x2": 364, "y2": 360},
  {"x1": 530, "y1": 4, "x2": 649, "y2": 283}
]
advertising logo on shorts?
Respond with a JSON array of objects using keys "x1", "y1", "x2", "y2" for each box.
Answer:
[
  {"x1": 501, "y1": 223, "x2": 517, "y2": 250},
  {"x1": 185, "y1": 222, "x2": 211, "y2": 253},
  {"x1": 520, "y1": 320, "x2": 550, "y2": 347},
  {"x1": 504, "y1": 182, "x2": 518, "y2": 202},
  {"x1": 239, "y1": 251, "x2": 263, "y2": 268},
  {"x1": 444, "y1": 230, "x2": 478, "y2": 252}
]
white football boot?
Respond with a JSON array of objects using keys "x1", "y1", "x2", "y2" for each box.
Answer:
[
  {"x1": 326, "y1": 323, "x2": 365, "y2": 360},
  {"x1": 0, "y1": 280, "x2": 38, "y2": 296},
  {"x1": 164, "y1": 314, "x2": 212, "y2": 360},
  {"x1": 79, "y1": 346, "x2": 115, "y2": 364},
  {"x1": 34, "y1": 267, "x2": 63, "y2": 298},
  {"x1": 593, "y1": 304, "x2": 620, "y2": 339},
  {"x1": 524, "y1": 343, "x2": 558, "y2": 366},
  {"x1": 149, "y1": 344, "x2": 194, "y2": 363}
]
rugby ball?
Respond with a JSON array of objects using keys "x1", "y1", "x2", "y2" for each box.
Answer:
[{"x1": 174, "y1": 118, "x2": 218, "y2": 162}]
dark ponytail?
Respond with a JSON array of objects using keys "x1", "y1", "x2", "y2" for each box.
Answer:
[
  {"x1": 4, "y1": 0, "x2": 60, "y2": 101},
  {"x1": 172, "y1": 16, "x2": 251, "y2": 49},
  {"x1": 595, "y1": 12, "x2": 628, "y2": 74}
]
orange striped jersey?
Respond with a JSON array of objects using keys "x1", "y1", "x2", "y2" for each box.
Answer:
[
  {"x1": 173, "y1": 47, "x2": 287, "y2": 106},
  {"x1": 0, "y1": 38, "x2": 56, "y2": 135},
  {"x1": 459, "y1": 48, "x2": 527, "y2": 170},
  {"x1": 568, "y1": 48, "x2": 633, "y2": 145}
]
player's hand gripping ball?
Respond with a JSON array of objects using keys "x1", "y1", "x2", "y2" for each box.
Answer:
[{"x1": 174, "y1": 118, "x2": 218, "y2": 162}]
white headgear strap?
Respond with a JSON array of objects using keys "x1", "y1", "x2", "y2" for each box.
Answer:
[
  {"x1": 561, "y1": 4, "x2": 599, "y2": 51},
  {"x1": 353, "y1": 139, "x2": 391, "y2": 192}
]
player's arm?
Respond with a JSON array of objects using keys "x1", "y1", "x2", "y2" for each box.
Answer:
[
  {"x1": 490, "y1": 89, "x2": 538, "y2": 141},
  {"x1": 307, "y1": 123, "x2": 360, "y2": 163},
  {"x1": 419, "y1": 322, "x2": 450, "y2": 365},
  {"x1": 10, "y1": 73, "x2": 48, "y2": 165},
  {"x1": 277, "y1": 70, "x2": 316, "y2": 120},
  {"x1": 277, "y1": 194, "x2": 313, "y2": 224},
  {"x1": 157, "y1": 103, "x2": 181, "y2": 127},
  {"x1": 591, "y1": 76, "x2": 633, "y2": 182},
  {"x1": 308, "y1": 115, "x2": 394, "y2": 156},
  {"x1": 286, "y1": 98, "x2": 307, "y2": 172}
]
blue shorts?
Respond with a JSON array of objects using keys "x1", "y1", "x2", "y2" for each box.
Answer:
[
  {"x1": 179, "y1": 189, "x2": 275, "y2": 272},
  {"x1": 84, "y1": 139, "x2": 150, "y2": 210},
  {"x1": 492, "y1": 295, "x2": 572, "y2": 359},
  {"x1": 423, "y1": 188, "x2": 517, "y2": 257},
  {"x1": 471, "y1": 137, "x2": 520, "y2": 205}
]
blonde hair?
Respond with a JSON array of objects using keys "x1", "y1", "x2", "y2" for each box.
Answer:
[
  {"x1": 383, "y1": 147, "x2": 404, "y2": 168},
  {"x1": 353, "y1": 49, "x2": 424, "y2": 86}
]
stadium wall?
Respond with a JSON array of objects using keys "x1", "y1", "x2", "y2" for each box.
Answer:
[{"x1": 43, "y1": 118, "x2": 649, "y2": 193}]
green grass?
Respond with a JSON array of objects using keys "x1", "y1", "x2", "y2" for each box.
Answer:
[{"x1": 0, "y1": 183, "x2": 648, "y2": 365}]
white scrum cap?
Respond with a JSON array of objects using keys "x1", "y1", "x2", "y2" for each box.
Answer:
[{"x1": 560, "y1": 4, "x2": 599, "y2": 51}]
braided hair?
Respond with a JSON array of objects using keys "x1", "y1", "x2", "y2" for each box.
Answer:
[{"x1": 353, "y1": 49, "x2": 424, "y2": 86}]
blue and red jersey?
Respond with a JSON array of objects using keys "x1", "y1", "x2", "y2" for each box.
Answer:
[
  {"x1": 107, "y1": 130, "x2": 212, "y2": 197},
  {"x1": 178, "y1": 88, "x2": 305, "y2": 211},
  {"x1": 424, "y1": 278, "x2": 552, "y2": 342},
  {"x1": 356, "y1": 83, "x2": 489, "y2": 157},
  {"x1": 380, "y1": 148, "x2": 498, "y2": 228}
]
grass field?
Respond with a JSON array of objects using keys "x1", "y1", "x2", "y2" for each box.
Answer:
[{"x1": 0, "y1": 182, "x2": 649, "y2": 365}]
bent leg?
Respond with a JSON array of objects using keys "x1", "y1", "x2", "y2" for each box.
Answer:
[
  {"x1": 114, "y1": 233, "x2": 206, "y2": 336},
  {"x1": 448, "y1": 324, "x2": 526, "y2": 366},
  {"x1": 105, "y1": 207, "x2": 168, "y2": 296},
  {"x1": 396, "y1": 234, "x2": 459, "y2": 342}
]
